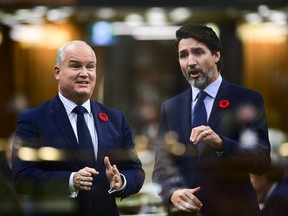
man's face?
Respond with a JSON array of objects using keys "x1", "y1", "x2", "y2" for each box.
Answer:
[
  {"x1": 178, "y1": 38, "x2": 220, "y2": 90},
  {"x1": 54, "y1": 44, "x2": 96, "y2": 105}
]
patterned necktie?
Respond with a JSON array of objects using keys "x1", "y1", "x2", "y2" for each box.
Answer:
[
  {"x1": 192, "y1": 91, "x2": 207, "y2": 128},
  {"x1": 73, "y1": 106, "x2": 95, "y2": 167}
]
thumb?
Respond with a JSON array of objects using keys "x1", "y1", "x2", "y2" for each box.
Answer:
[{"x1": 190, "y1": 186, "x2": 201, "y2": 194}]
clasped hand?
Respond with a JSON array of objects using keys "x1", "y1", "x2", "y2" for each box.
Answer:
[
  {"x1": 190, "y1": 125, "x2": 223, "y2": 151},
  {"x1": 73, "y1": 156, "x2": 123, "y2": 191},
  {"x1": 171, "y1": 187, "x2": 203, "y2": 214}
]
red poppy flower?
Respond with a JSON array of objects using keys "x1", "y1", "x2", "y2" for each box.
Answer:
[
  {"x1": 98, "y1": 113, "x2": 108, "y2": 122},
  {"x1": 219, "y1": 100, "x2": 230, "y2": 109}
]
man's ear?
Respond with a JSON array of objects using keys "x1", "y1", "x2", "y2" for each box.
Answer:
[
  {"x1": 214, "y1": 51, "x2": 220, "y2": 63},
  {"x1": 54, "y1": 66, "x2": 60, "y2": 81}
]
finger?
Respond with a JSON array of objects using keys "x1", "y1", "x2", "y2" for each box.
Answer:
[
  {"x1": 74, "y1": 168, "x2": 99, "y2": 188},
  {"x1": 112, "y1": 165, "x2": 120, "y2": 174},
  {"x1": 113, "y1": 175, "x2": 121, "y2": 187},
  {"x1": 179, "y1": 201, "x2": 200, "y2": 212},
  {"x1": 202, "y1": 129, "x2": 210, "y2": 138},
  {"x1": 79, "y1": 182, "x2": 92, "y2": 191},
  {"x1": 82, "y1": 167, "x2": 99, "y2": 175},
  {"x1": 104, "y1": 156, "x2": 112, "y2": 170},
  {"x1": 186, "y1": 187, "x2": 203, "y2": 207},
  {"x1": 191, "y1": 126, "x2": 212, "y2": 144},
  {"x1": 178, "y1": 204, "x2": 190, "y2": 213},
  {"x1": 80, "y1": 180, "x2": 93, "y2": 187},
  {"x1": 190, "y1": 126, "x2": 204, "y2": 143},
  {"x1": 190, "y1": 186, "x2": 201, "y2": 194}
]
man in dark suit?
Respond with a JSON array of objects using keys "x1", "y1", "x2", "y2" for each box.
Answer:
[
  {"x1": 152, "y1": 23, "x2": 271, "y2": 216},
  {"x1": 250, "y1": 129, "x2": 288, "y2": 216},
  {"x1": 12, "y1": 40, "x2": 145, "y2": 216}
]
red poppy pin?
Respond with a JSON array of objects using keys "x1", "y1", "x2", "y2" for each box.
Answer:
[
  {"x1": 219, "y1": 100, "x2": 230, "y2": 109},
  {"x1": 98, "y1": 113, "x2": 108, "y2": 122}
]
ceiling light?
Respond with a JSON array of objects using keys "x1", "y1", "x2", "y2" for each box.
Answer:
[{"x1": 169, "y1": 7, "x2": 191, "y2": 23}]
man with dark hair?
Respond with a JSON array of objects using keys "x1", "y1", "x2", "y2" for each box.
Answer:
[{"x1": 153, "y1": 23, "x2": 271, "y2": 216}]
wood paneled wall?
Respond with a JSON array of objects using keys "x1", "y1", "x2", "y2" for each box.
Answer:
[
  {"x1": 243, "y1": 38, "x2": 288, "y2": 133},
  {"x1": 0, "y1": 23, "x2": 104, "y2": 138}
]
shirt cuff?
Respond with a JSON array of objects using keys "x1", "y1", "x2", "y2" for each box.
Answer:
[
  {"x1": 108, "y1": 173, "x2": 127, "y2": 194},
  {"x1": 69, "y1": 172, "x2": 78, "y2": 198}
]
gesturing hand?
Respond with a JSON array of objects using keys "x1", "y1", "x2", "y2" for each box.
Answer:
[
  {"x1": 190, "y1": 125, "x2": 224, "y2": 151},
  {"x1": 104, "y1": 156, "x2": 123, "y2": 190},
  {"x1": 73, "y1": 167, "x2": 99, "y2": 191},
  {"x1": 171, "y1": 187, "x2": 203, "y2": 214}
]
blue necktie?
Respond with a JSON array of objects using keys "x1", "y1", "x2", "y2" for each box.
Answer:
[
  {"x1": 192, "y1": 91, "x2": 207, "y2": 128},
  {"x1": 192, "y1": 91, "x2": 207, "y2": 160},
  {"x1": 73, "y1": 106, "x2": 95, "y2": 167}
]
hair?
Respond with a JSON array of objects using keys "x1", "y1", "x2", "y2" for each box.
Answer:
[
  {"x1": 175, "y1": 23, "x2": 224, "y2": 72},
  {"x1": 56, "y1": 40, "x2": 95, "y2": 68}
]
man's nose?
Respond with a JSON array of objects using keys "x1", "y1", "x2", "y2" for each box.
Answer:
[
  {"x1": 79, "y1": 67, "x2": 89, "y2": 76},
  {"x1": 188, "y1": 55, "x2": 196, "y2": 67}
]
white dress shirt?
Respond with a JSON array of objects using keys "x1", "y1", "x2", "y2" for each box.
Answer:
[
  {"x1": 191, "y1": 74, "x2": 223, "y2": 156},
  {"x1": 191, "y1": 74, "x2": 222, "y2": 121},
  {"x1": 58, "y1": 92, "x2": 126, "y2": 197}
]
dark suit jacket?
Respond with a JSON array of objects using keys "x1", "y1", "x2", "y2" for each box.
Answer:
[
  {"x1": 261, "y1": 179, "x2": 288, "y2": 216},
  {"x1": 12, "y1": 95, "x2": 145, "y2": 216},
  {"x1": 153, "y1": 79, "x2": 271, "y2": 216}
]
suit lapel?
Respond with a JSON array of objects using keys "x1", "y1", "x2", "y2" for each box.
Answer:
[
  {"x1": 91, "y1": 102, "x2": 107, "y2": 171},
  {"x1": 177, "y1": 89, "x2": 192, "y2": 144},
  {"x1": 50, "y1": 96, "x2": 82, "y2": 167},
  {"x1": 198, "y1": 79, "x2": 232, "y2": 157},
  {"x1": 208, "y1": 80, "x2": 232, "y2": 128}
]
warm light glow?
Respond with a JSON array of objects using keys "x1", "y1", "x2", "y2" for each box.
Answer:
[
  {"x1": 0, "y1": 29, "x2": 2, "y2": 45},
  {"x1": 131, "y1": 26, "x2": 179, "y2": 40},
  {"x1": 279, "y1": 142, "x2": 288, "y2": 157},
  {"x1": 237, "y1": 22, "x2": 287, "y2": 43},
  {"x1": 146, "y1": 7, "x2": 167, "y2": 26},
  {"x1": 169, "y1": 8, "x2": 191, "y2": 23},
  {"x1": 38, "y1": 147, "x2": 65, "y2": 161},
  {"x1": 164, "y1": 131, "x2": 186, "y2": 156},
  {"x1": 134, "y1": 134, "x2": 149, "y2": 151},
  {"x1": 17, "y1": 146, "x2": 66, "y2": 161},
  {"x1": 244, "y1": 13, "x2": 262, "y2": 24},
  {"x1": 10, "y1": 24, "x2": 72, "y2": 48},
  {"x1": 124, "y1": 13, "x2": 144, "y2": 27},
  {"x1": 96, "y1": 8, "x2": 116, "y2": 19},
  {"x1": 18, "y1": 147, "x2": 38, "y2": 161}
]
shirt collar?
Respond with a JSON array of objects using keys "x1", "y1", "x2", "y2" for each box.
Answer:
[
  {"x1": 192, "y1": 74, "x2": 222, "y2": 101},
  {"x1": 58, "y1": 92, "x2": 92, "y2": 115}
]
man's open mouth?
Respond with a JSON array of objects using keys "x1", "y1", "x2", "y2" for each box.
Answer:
[
  {"x1": 77, "y1": 81, "x2": 89, "y2": 84},
  {"x1": 188, "y1": 70, "x2": 202, "y2": 78}
]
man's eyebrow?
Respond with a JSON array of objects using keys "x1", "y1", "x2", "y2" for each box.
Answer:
[
  {"x1": 191, "y1": 47, "x2": 204, "y2": 51},
  {"x1": 179, "y1": 46, "x2": 204, "y2": 52},
  {"x1": 179, "y1": 49, "x2": 188, "y2": 53},
  {"x1": 68, "y1": 60, "x2": 81, "y2": 64}
]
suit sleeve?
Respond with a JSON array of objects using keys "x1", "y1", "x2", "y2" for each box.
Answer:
[
  {"x1": 152, "y1": 103, "x2": 185, "y2": 206},
  {"x1": 106, "y1": 112, "x2": 145, "y2": 199},
  {"x1": 12, "y1": 110, "x2": 71, "y2": 197}
]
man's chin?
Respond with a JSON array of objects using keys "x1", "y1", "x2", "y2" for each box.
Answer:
[
  {"x1": 188, "y1": 79, "x2": 195, "y2": 86},
  {"x1": 75, "y1": 90, "x2": 92, "y2": 100},
  {"x1": 189, "y1": 78, "x2": 207, "y2": 90}
]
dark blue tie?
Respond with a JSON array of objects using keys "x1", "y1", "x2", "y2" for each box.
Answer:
[
  {"x1": 73, "y1": 106, "x2": 95, "y2": 167},
  {"x1": 192, "y1": 91, "x2": 207, "y2": 128}
]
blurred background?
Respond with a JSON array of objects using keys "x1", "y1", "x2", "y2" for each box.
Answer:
[{"x1": 0, "y1": 0, "x2": 288, "y2": 215}]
